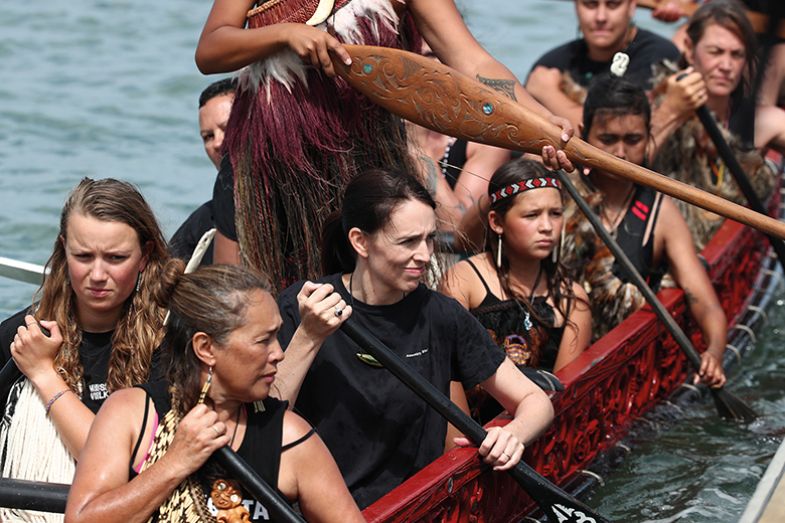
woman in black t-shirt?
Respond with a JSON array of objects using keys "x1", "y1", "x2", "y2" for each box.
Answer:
[
  {"x1": 275, "y1": 168, "x2": 555, "y2": 509},
  {"x1": 66, "y1": 264, "x2": 361, "y2": 523},
  {"x1": 0, "y1": 178, "x2": 170, "y2": 520}
]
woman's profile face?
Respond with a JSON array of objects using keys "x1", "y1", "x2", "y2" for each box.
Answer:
[
  {"x1": 212, "y1": 289, "x2": 284, "y2": 403},
  {"x1": 63, "y1": 212, "x2": 148, "y2": 329},
  {"x1": 361, "y1": 198, "x2": 437, "y2": 296}
]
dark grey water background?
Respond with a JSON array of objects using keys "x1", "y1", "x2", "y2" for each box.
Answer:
[{"x1": 0, "y1": 1, "x2": 782, "y2": 521}]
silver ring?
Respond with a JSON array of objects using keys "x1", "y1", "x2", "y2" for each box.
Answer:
[
  {"x1": 501, "y1": 452, "x2": 510, "y2": 460},
  {"x1": 211, "y1": 426, "x2": 220, "y2": 437},
  {"x1": 334, "y1": 307, "x2": 343, "y2": 317}
]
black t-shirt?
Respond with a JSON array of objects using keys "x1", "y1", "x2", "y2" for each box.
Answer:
[
  {"x1": 530, "y1": 28, "x2": 680, "y2": 89},
  {"x1": 213, "y1": 155, "x2": 237, "y2": 242},
  {"x1": 136, "y1": 380, "x2": 288, "y2": 521},
  {"x1": 0, "y1": 308, "x2": 112, "y2": 415},
  {"x1": 169, "y1": 200, "x2": 215, "y2": 266},
  {"x1": 277, "y1": 273, "x2": 506, "y2": 509}
]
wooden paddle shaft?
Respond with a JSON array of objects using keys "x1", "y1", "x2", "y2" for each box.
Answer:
[
  {"x1": 636, "y1": 0, "x2": 784, "y2": 39},
  {"x1": 336, "y1": 45, "x2": 785, "y2": 240}
]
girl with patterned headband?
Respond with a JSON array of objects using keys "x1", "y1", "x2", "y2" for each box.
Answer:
[{"x1": 441, "y1": 158, "x2": 591, "y2": 420}]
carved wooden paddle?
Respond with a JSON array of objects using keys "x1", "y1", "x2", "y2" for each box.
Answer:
[{"x1": 333, "y1": 45, "x2": 785, "y2": 240}]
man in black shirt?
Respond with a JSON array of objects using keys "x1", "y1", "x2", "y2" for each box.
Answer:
[
  {"x1": 168, "y1": 78, "x2": 236, "y2": 265},
  {"x1": 526, "y1": 0, "x2": 680, "y2": 129}
]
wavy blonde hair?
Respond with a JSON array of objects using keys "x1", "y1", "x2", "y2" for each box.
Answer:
[{"x1": 34, "y1": 178, "x2": 169, "y2": 394}]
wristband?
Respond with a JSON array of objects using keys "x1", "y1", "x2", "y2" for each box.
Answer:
[{"x1": 45, "y1": 389, "x2": 70, "y2": 416}]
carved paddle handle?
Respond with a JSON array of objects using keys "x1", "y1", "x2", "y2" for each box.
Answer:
[{"x1": 335, "y1": 45, "x2": 785, "y2": 240}]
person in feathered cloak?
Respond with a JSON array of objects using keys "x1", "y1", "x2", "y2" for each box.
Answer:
[{"x1": 195, "y1": 0, "x2": 574, "y2": 288}]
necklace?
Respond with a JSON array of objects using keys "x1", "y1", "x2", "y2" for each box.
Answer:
[
  {"x1": 505, "y1": 265, "x2": 543, "y2": 332},
  {"x1": 229, "y1": 405, "x2": 243, "y2": 447},
  {"x1": 601, "y1": 185, "x2": 635, "y2": 238}
]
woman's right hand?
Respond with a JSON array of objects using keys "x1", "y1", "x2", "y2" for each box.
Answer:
[
  {"x1": 162, "y1": 404, "x2": 231, "y2": 478},
  {"x1": 11, "y1": 316, "x2": 63, "y2": 383},
  {"x1": 296, "y1": 282, "x2": 352, "y2": 341},
  {"x1": 663, "y1": 67, "x2": 708, "y2": 118},
  {"x1": 281, "y1": 23, "x2": 352, "y2": 77}
]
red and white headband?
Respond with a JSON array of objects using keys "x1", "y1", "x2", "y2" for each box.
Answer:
[{"x1": 489, "y1": 177, "x2": 561, "y2": 205}]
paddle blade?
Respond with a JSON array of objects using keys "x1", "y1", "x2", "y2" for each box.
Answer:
[
  {"x1": 512, "y1": 462, "x2": 612, "y2": 523},
  {"x1": 711, "y1": 388, "x2": 757, "y2": 423}
]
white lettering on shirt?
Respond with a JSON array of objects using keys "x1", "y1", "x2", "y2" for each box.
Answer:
[
  {"x1": 89, "y1": 382, "x2": 108, "y2": 401},
  {"x1": 405, "y1": 348, "x2": 429, "y2": 358}
]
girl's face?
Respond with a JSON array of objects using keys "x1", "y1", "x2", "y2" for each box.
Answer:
[
  {"x1": 586, "y1": 111, "x2": 648, "y2": 168},
  {"x1": 491, "y1": 188, "x2": 564, "y2": 261},
  {"x1": 687, "y1": 23, "x2": 746, "y2": 99},
  {"x1": 358, "y1": 198, "x2": 437, "y2": 297},
  {"x1": 63, "y1": 213, "x2": 148, "y2": 328},
  {"x1": 211, "y1": 289, "x2": 284, "y2": 403}
]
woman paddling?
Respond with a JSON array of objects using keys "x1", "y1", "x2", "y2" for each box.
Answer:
[
  {"x1": 564, "y1": 75, "x2": 728, "y2": 387},
  {"x1": 0, "y1": 178, "x2": 170, "y2": 522},
  {"x1": 441, "y1": 159, "x2": 591, "y2": 377},
  {"x1": 651, "y1": 0, "x2": 780, "y2": 249},
  {"x1": 65, "y1": 264, "x2": 362, "y2": 523},
  {"x1": 274, "y1": 168, "x2": 554, "y2": 509}
]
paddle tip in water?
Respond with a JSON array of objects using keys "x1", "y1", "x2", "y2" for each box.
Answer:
[{"x1": 712, "y1": 388, "x2": 757, "y2": 423}]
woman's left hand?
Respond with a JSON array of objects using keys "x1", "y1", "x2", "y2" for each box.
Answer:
[
  {"x1": 541, "y1": 115, "x2": 574, "y2": 172},
  {"x1": 454, "y1": 425, "x2": 525, "y2": 471},
  {"x1": 11, "y1": 315, "x2": 63, "y2": 382}
]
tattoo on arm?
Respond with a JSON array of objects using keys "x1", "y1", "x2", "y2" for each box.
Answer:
[{"x1": 476, "y1": 75, "x2": 517, "y2": 101}]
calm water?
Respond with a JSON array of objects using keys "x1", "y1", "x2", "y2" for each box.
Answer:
[{"x1": 0, "y1": 1, "x2": 781, "y2": 521}]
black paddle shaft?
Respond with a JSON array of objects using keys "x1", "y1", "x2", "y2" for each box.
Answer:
[
  {"x1": 212, "y1": 447, "x2": 305, "y2": 523},
  {"x1": 557, "y1": 171, "x2": 756, "y2": 421},
  {"x1": 340, "y1": 320, "x2": 610, "y2": 523},
  {"x1": 694, "y1": 106, "x2": 785, "y2": 274}
]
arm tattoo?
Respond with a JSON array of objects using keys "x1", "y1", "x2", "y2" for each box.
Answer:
[{"x1": 476, "y1": 75, "x2": 517, "y2": 101}]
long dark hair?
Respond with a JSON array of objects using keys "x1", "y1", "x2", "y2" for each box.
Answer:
[
  {"x1": 684, "y1": 0, "x2": 757, "y2": 106},
  {"x1": 154, "y1": 263, "x2": 272, "y2": 415},
  {"x1": 321, "y1": 168, "x2": 436, "y2": 274},
  {"x1": 487, "y1": 159, "x2": 580, "y2": 328}
]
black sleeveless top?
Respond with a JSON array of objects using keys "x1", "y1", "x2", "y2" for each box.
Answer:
[
  {"x1": 612, "y1": 185, "x2": 666, "y2": 290},
  {"x1": 130, "y1": 380, "x2": 295, "y2": 522},
  {"x1": 465, "y1": 260, "x2": 563, "y2": 372},
  {"x1": 441, "y1": 138, "x2": 468, "y2": 189}
]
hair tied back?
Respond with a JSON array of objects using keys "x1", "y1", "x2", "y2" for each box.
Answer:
[{"x1": 610, "y1": 52, "x2": 630, "y2": 78}]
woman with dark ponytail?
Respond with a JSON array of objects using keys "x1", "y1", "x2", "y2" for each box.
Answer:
[
  {"x1": 276, "y1": 168, "x2": 554, "y2": 510},
  {"x1": 441, "y1": 158, "x2": 591, "y2": 375},
  {"x1": 66, "y1": 263, "x2": 362, "y2": 523}
]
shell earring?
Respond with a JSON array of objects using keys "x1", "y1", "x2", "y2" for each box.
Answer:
[
  {"x1": 198, "y1": 366, "x2": 213, "y2": 404},
  {"x1": 496, "y1": 234, "x2": 503, "y2": 269}
]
